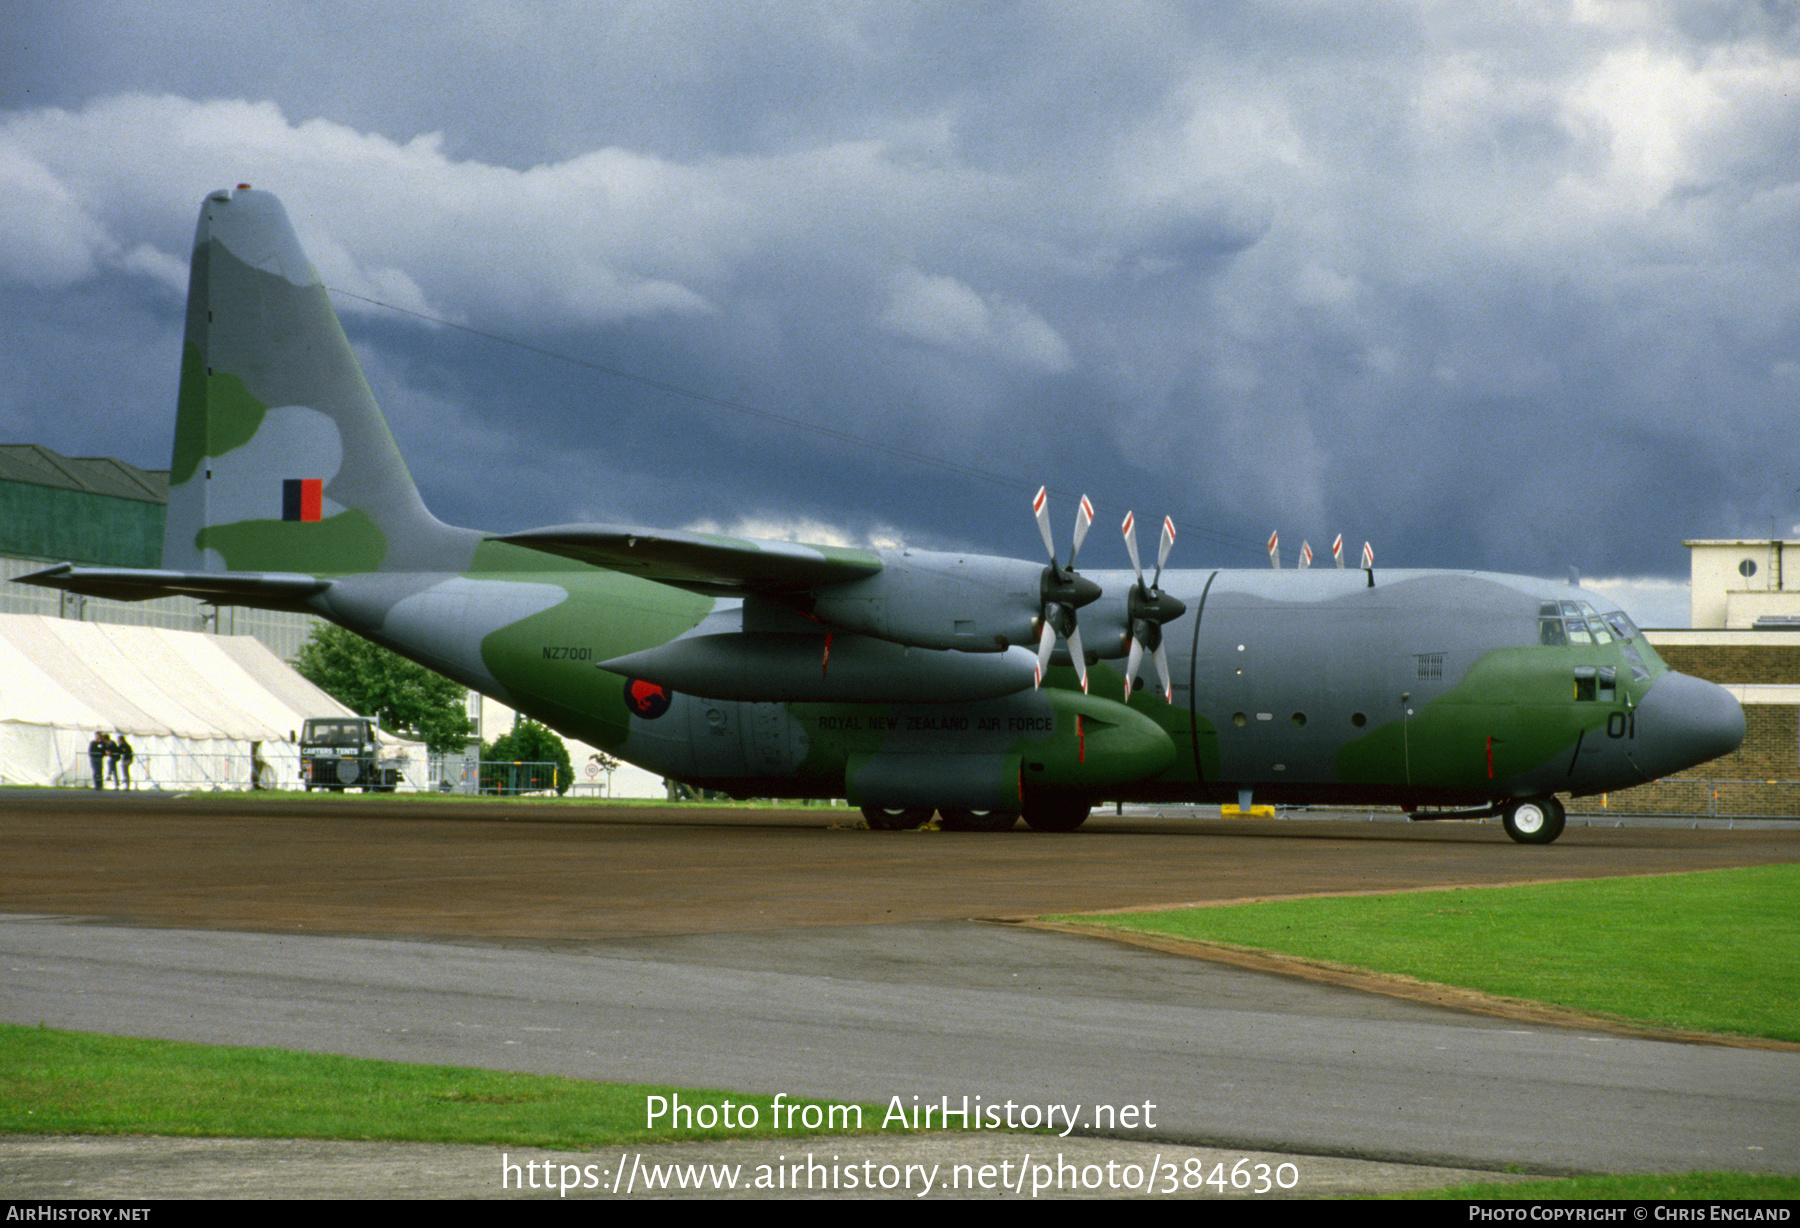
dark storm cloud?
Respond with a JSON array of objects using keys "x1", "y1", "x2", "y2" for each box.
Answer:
[{"x1": 4, "y1": 1, "x2": 1799, "y2": 621}]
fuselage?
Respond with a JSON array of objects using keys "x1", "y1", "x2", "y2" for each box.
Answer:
[{"x1": 315, "y1": 545, "x2": 1746, "y2": 813}]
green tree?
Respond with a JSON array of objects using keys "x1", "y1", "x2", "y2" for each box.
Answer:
[
  {"x1": 292, "y1": 624, "x2": 473, "y2": 756},
  {"x1": 485, "y1": 719, "x2": 573, "y2": 795}
]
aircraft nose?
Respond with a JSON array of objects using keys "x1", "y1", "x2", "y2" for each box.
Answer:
[{"x1": 1630, "y1": 671, "x2": 1745, "y2": 780}]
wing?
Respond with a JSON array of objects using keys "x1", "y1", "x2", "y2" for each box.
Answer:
[{"x1": 492, "y1": 524, "x2": 882, "y2": 596}]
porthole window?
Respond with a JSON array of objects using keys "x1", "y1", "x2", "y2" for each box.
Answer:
[
  {"x1": 1232, "y1": 712, "x2": 1248, "y2": 727},
  {"x1": 1291, "y1": 712, "x2": 1307, "y2": 727},
  {"x1": 1739, "y1": 559, "x2": 1759, "y2": 578},
  {"x1": 1350, "y1": 712, "x2": 1367, "y2": 728}
]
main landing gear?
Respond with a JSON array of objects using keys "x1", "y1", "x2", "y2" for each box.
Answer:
[
  {"x1": 1019, "y1": 795, "x2": 1091, "y2": 832},
  {"x1": 860, "y1": 807, "x2": 933, "y2": 831},
  {"x1": 1501, "y1": 795, "x2": 1566, "y2": 845},
  {"x1": 859, "y1": 800, "x2": 1093, "y2": 833},
  {"x1": 938, "y1": 809, "x2": 1018, "y2": 832}
]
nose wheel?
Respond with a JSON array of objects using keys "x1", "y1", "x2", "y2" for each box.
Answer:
[{"x1": 1502, "y1": 796, "x2": 1566, "y2": 844}]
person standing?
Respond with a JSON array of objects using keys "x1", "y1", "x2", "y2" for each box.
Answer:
[
  {"x1": 114, "y1": 734, "x2": 135, "y2": 790},
  {"x1": 88, "y1": 732, "x2": 109, "y2": 790},
  {"x1": 106, "y1": 734, "x2": 124, "y2": 788}
]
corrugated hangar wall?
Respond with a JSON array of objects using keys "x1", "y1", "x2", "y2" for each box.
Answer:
[
  {"x1": 0, "y1": 444, "x2": 319, "y2": 662},
  {"x1": 0, "y1": 463, "x2": 163, "y2": 567}
]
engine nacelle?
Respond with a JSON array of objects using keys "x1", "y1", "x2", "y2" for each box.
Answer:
[
  {"x1": 809, "y1": 548, "x2": 1045, "y2": 651},
  {"x1": 601, "y1": 632, "x2": 1038, "y2": 703}
]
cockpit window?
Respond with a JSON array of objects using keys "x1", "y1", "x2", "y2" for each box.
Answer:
[
  {"x1": 1571, "y1": 666, "x2": 1618, "y2": 702},
  {"x1": 1540, "y1": 597, "x2": 1636, "y2": 648},
  {"x1": 1573, "y1": 665, "x2": 1596, "y2": 701}
]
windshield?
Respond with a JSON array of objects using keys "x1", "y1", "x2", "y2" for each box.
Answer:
[{"x1": 304, "y1": 720, "x2": 370, "y2": 746}]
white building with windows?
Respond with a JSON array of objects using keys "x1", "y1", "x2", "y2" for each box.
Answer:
[{"x1": 1685, "y1": 539, "x2": 1800, "y2": 630}]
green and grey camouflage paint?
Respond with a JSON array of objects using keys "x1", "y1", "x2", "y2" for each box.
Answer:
[{"x1": 22, "y1": 188, "x2": 1746, "y2": 841}]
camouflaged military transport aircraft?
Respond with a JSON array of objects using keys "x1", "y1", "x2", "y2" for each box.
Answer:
[{"x1": 24, "y1": 188, "x2": 1747, "y2": 842}]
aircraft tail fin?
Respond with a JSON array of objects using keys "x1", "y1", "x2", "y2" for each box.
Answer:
[{"x1": 163, "y1": 187, "x2": 474, "y2": 575}]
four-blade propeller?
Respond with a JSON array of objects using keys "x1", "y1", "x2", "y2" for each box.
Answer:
[
  {"x1": 1121, "y1": 511, "x2": 1188, "y2": 702},
  {"x1": 1032, "y1": 487, "x2": 1101, "y2": 693}
]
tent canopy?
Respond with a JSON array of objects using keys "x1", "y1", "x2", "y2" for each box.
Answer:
[{"x1": 0, "y1": 613, "x2": 428, "y2": 790}]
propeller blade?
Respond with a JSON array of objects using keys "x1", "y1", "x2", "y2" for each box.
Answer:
[
  {"x1": 1121, "y1": 511, "x2": 1143, "y2": 584},
  {"x1": 1155, "y1": 516, "x2": 1175, "y2": 584},
  {"x1": 1069, "y1": 494, "x2": 1095, "y2": 565},
  {"x1": 1034, "y1": 620, "x2": 1056, "y2": 688},
  {"x1": 1032, "y1": 486, "x2": 1056, "y2": 563},
  {"x1": 1067, "y1": 622, "x2": 1089, "y2": 694},
  {"x1": 1153, "y1": 641, "x2": 1174, "y2": 704},
  {"x1": 1124, "y1": 635, "x2": 1143, "y2": 702}
]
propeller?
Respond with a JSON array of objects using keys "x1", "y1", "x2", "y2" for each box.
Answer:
[
  {"x1": 1032, "y1": 486, "x2": 1102, "y2": 692},
  {"x1": 1121, "y1": 511, "x2": 1188, "y2": 703}
]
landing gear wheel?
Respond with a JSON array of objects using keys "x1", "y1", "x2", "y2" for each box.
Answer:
[
  {"x1": 938, "y1": 809, "x2": 1018, "y2": 832},
  {"x1": 862, "y1": 806, "x2": 931, "y2": 831},
  {"x1": 1021, "y1": 796, "x2": 1091, "y2": 832},
  {"x1": 1502, "y1": 796, "x2": 1565, "y2": 845}
]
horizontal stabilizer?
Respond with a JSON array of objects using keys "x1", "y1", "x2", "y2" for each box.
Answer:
[
  {"x1": 494, "y1": 525, "x2": 882, "y2": 595},
  {"x1": 17, "y1": 563, "x2": 328, "y2": 608}
]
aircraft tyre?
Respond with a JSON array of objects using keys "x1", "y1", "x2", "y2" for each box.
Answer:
[
  {"x1": 862, "y1": 806, "x2": 931, "y2": 831},
  {"x1": 1502, "y1": 796, "x2": 1565, "y2": 845},
  {"x1": 938, "y1": 809, "x2": 1018, "y2": 832},
  {"x1": 1021, "y1": 797, "x2": 1091, "y2": 833}
]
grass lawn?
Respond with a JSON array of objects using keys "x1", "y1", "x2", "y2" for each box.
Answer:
[
  {"x1": 1056, "y1": 864, "x2": 1800, "y2": 1042},
  {"x1": 0, "y1": 1023, "x2": 873, "y2": 1149},
  {"x1": 1390, "y1": 1173, "x2": 1800, "y2": 1199},
  {"x1": 5, "y1": 1024, "x2": 1793, "y2": 1199}
]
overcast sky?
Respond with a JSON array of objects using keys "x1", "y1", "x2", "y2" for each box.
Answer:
[{"x1": 5, "y1": 2, "x2": 1797, "y2": 624}]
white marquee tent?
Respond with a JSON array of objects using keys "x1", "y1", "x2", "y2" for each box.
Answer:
[{"x1": 0, "y1": 613, "x2": 424, "y2": 790}]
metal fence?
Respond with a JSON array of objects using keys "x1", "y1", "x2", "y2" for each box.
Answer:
[
  {"x1": 1563, "y1": 779, "x2": 1800, "y2": 822},
  {"x1": 436, "y1": 759, "x2": 565, "y2": 796},
  {"x1": 69, "y1": 753, "x2": 564, "y2": 796},
  {"x1": 63, "y1": 756, "x2": 1800, "y2": 817},
  {"x1": 74, "y1": 750, "x2": 294, "y2": 793}
]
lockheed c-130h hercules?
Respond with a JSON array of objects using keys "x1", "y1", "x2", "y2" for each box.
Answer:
[{"x1": 23, "y1": 188, "x2": 1747, "y2": 843}]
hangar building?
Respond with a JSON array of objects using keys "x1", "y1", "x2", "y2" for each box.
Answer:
[{"x1": 0, "y1": 444, "x2": 316, "y2": 658}]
